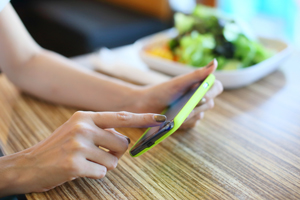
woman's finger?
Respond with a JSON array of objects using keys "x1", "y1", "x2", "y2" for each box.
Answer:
[
  {"x1": 196, "y1": 97, "x2": 207, "y2": 107},
  {"x1": 85, "y1": 145, "x2": 119, "y2": 171},
  {"x1": 161, "y1": 59, "x2": 217, "y2": 94},
  {"x1": 203, "y1": 80, "x2": 223, "y2": 100},
  {"x1": 89, "y1": 111, "x2": 167, "y2": 128},
  {"x1": 105, "y1": 128, "x2": 131, "y2": 144},
  {"x1": 194, "y1": 99, "x2": 215, "y2": 113},
  {"x1": 180, "y1": 118, "x2": 198, "y2": 129},
  {"x1": 80, "y1": 160, "x2": 107, "y2": 179},
  {"x1": 184, "y1": 99, "x2": 213, "y2": 123},
  {"x1": 91, "y1": 127, "x2": 129, "y2": 159},
  {"x1": 184, "y1": 110, "x2": 195, "y2": 123},
  {"x1": 180, "y1": 112, "x2": 204, "y2": 129}
]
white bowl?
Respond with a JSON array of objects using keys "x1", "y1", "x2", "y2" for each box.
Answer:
[{"x1": 135, "y1": 28, "x2": 293, "y2": 89}]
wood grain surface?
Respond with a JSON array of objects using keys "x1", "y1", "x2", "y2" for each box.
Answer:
[{"x1": 1, "y1": 51, "x2": 300, "y2": 200}]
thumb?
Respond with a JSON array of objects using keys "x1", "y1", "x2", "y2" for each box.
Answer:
[
  {"x1": 164, "y1": 59, "x2": 217, "y2": 94},
  {"x1": 89, "y1": 111, "x2": 167, "y2": 129}
]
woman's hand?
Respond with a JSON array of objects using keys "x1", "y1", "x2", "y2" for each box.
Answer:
[
  {"x1": 0, "y1": 111, "x2": 166, "y2": 196},
  {"x1": 137, "y1": 59, "x2": 223, "y2": 129}
]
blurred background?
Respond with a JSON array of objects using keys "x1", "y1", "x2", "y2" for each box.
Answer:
[{"x1": 11, "y1": 0, "x2": 300, "y2": 57}]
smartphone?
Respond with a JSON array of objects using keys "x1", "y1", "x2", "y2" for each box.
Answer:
[{"x1": 130, "y1": 74, "x2": 215, "y2": 157}]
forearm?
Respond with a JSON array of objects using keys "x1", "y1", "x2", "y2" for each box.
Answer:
[
  {"x1": 0, "y1": 152, "x2": 27, "y2": 197},
  {"x1": 0, "y1": 4, "x2": 144, "y2": 112},
  {"x1": 6, "y1": 49, "x2": 144, "y2": 112}
]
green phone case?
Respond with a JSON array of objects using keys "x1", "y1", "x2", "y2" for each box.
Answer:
[{"x1": 130, "y1": 74, "x2": 215, "y2": 157}]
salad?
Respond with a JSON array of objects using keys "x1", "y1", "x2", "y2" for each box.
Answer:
[{"x1": 145, "y1": 5, "x2": 274, "y2": 71}]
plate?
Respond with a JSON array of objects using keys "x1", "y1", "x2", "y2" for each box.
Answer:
[{"x1": 135, "y1": 28, "x2": 293, "y2": 89}]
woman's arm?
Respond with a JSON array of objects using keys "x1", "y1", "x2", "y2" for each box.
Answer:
[
  {"x1": 0, "y1": 3, "x2": 223, "y2": 128},
  {"x1": 0, "y1": 111, "x2": 166, "y2": 197},
  {"x1": 0, "y1": 3, "x2": 142, "y2": 112}
]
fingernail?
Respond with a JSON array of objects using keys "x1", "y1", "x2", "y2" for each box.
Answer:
[
  {"x1": 154, "y1": 114, "x2": 167, "y2": 122},
  {"x1": 125, "y1": 136, "x2": 131, "y2": 144},
  {"x1": 206, "y1": 58, "x2": 216, "y2": 68}
]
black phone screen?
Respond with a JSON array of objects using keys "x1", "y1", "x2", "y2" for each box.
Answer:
[{"x1": 132, "y1": 83, "x2": 202, "y2": 149}]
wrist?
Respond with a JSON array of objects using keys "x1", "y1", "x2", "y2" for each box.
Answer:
[
  {"x1": 0, "y1": 152, "x2": 23, "y2": 196},
  {"x1": 0, "y1": 150, "x2": 34, "y2": 197},
  {"x1": 128, "y1": 86, "x2": 150, "y2": 113}
]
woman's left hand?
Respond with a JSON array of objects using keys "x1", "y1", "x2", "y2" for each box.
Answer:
[{"x1": 137, "y1": 59, "x2": 223, "y2": 129}]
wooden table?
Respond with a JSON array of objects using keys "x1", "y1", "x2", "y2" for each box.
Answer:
[{"x1": 1, "y1": 50, "x2": 300, "y2": 200}]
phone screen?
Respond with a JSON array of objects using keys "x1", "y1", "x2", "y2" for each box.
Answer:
[{"x1": 132, "y1": 83, "x2": 202, "y2": 148}]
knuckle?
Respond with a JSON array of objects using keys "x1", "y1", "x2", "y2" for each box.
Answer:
[
  {"x1": 96, "y1": 167, "x2": 107, "y2": 179},
  {"x1": 116, "y1": 111, "x2": 132, "y2": 121},
  {"x1": 215, "y1": 80, "x2": 224, "y2": 93},
  {"x1": 72, "y1": 111, "x2": 86, "y2": 119},
  {"x1": 199, "y1": 112, "x2": 205, "y2": 120},
  {"x1": 195, "y1": 114, "x2": 202, "y2": 120},
  {"x1": 71, "y1": 122, "x2": 93, "y2": 137},
  {"x1": 118, "y1": 137, "x2": 129, "y2": 152},
  {"x1": 62, "y1": 137, "x2": 87, "y2": 153},
  {"x1": 71, "y1": 140, "x2": 87, "y2": 152},
  {"x1": 107, "y1": 156, "x2": 118, "y2": 171},
  {"x1": 207, "y1": 100, "x2": 215, "y2": 109},
  {"x1": 94, "y1": 112, "x2": 104, "y2": 120},
  {"x1": 63, "y1": 157, "x2": 81, "y2": 175},
  {"x1": 73, "y1": 123, "x2": 86, "y2": 132}
]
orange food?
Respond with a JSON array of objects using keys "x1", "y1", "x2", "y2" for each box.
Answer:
[{"x1": 146, "y1": 44, "x2": 174, "y2": 60}]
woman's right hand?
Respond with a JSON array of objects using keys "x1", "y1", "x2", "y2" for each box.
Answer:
[{"x1": 0, "y1": 111, "x2": 166, "y2": 196}]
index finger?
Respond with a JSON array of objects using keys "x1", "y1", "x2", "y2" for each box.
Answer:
[{"x1": 89, "y1": 111, "x2": 167, "y2": 129}]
